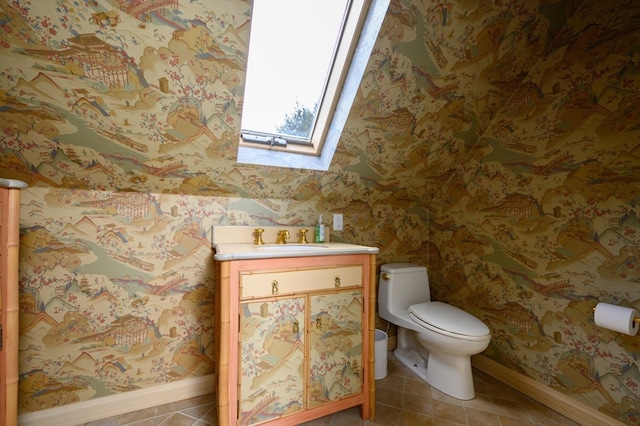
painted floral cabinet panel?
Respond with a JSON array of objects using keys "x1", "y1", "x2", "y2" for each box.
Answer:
[
  {"x1": 239, "y1": 297, "x2": 306, "y2": 425},
  {"x1": 309, "y1": 290, "x2": 363, "y2": 408}
]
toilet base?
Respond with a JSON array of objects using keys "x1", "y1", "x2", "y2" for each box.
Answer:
[
  {"x1": 423, "y1": 347, "x2": 475, "y2": 400},
  {"x1": 393, "y1": 346, "x2": 429, "y2": 381},
  {"x1": 395, "y1": 327, "x2": 477, "y2": 400}
]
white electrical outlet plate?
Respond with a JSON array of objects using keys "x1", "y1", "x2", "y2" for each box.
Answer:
[{"x1": 333, "y1": 214, "x2": 343, "y2": 231}]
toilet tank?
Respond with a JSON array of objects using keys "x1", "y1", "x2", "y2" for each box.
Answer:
[{"x1": 378, "y1": 263, "x2": 430, "y2": 321}]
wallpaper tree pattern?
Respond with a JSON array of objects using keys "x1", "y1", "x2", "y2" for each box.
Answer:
[{"x1": 0, "y1": 0, "x2": 639, "y2": 423}]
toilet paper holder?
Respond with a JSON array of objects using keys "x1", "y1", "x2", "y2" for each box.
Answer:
[{"x1": 592, "y1": 306, "x2": 640, "y2": 324}]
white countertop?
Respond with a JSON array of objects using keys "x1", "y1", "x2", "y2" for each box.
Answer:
[
  {"x1": 211, "y1": 225, "x2": 379, "y2": 260},
  {"x1": 213, "y1": 242, "x2": 379, "y2": 261}
]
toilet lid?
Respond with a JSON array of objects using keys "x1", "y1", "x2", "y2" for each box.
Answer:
[{"x1": 409, "y1": 301, "x2": 490, "y2": 337}]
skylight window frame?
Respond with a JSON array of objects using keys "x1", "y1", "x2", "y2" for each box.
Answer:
[
  {"x1": 237, "y1": 0, "x2": 388, "y2": 171},
  {"x1": 239, "y1": 0, "x2": 371, "y2": 158}
]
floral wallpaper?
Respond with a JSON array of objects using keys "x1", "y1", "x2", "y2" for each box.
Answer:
[
  {"x1": 426, "y1": 1, "x2": 640, "y2": 423},
  {"x1": 0, "y1": 0, "x2": 639, "y2": 424}
]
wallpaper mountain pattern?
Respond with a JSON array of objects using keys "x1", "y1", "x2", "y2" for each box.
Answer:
[{"x1": 0, "y1": 0, "x2": 639, "y2": 423}]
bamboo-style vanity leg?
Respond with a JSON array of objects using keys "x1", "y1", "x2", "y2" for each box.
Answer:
[
  {"x1": 216, "y1": 260, "x2": 231, "y2": 425},
  {"x1": 0, "y1": 179, "x2": 27, "y2": 426}
]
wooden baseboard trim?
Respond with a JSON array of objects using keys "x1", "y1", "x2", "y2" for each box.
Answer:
[
  {"x1": 17, "y1": 375, "x2": 216, "y2": 426},
  {"x1": 472, "y1": 355, "x2": 624, "y2": 426}
]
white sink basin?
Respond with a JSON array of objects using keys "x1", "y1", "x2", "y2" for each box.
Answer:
[
  {"x1": 211, "y1": 227, "x2": 379, "y2": 260},
  {"x1": 256, "y1": 244, "x2": 329, "y2": 251}
]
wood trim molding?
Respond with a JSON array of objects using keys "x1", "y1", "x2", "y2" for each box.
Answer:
[
  {"x1": 472, "y1": 355, "x2": 625, "y2": 426},
  {"x1": 18, "y1": 375, "x2": 215, "y2": 426},
  {"x1": 1, "y1": 184, "x2": 23, "y2": 426}
]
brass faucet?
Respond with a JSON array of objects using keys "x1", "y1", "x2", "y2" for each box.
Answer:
[
  {"x1": 254, "y1": 228, "x2": 264, "y2": 245},
  {"x1": 276, "y1": 230, "x2": 290, "y2": 244},
  {"x1": 298, "y1": 229, "x2": 308, "y2": 244}
]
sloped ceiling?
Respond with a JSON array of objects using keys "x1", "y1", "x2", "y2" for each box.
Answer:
[{"x1": 0, "y1": 0, "x2": 577, "y2": 200}]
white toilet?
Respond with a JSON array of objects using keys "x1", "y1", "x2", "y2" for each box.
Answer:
[{"x1": 378, "y1": 263, "x2": 491, "y2": 400}]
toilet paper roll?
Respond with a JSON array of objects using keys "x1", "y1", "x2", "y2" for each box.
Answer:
[{"x1": 594, "y1": 303, "x2": 639, "y2": 336}]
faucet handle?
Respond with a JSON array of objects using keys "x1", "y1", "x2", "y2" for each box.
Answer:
[
  {"x1": 276, "y1": 229, "x2": 290, "y2": 244},
  {"x1": 298, "y1": 229, "x2": 308, "y2": 244},
  {"x1": 254, "y1": 228, "x2": 264, "y2": 245}
]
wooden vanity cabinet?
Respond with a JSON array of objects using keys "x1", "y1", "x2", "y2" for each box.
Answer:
[{"x1": 215, "y1": 253, "x2": 376, "y2": 426}]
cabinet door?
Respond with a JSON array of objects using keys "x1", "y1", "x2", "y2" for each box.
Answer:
[
  {"x1": 308, "y1": 289, "x2": 363, "y2": 408},
  {"x1": 238, "y1": 296, "x2": 306, "y2": 425}
]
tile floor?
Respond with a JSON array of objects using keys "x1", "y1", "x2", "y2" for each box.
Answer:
[{"x1": 84, "y1": 353, "x2": 580, "y2": 426}]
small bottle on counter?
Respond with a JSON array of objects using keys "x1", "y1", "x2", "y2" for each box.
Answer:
[{"x1": 315, "y1": 215, "x2": 325, "y2": 243}]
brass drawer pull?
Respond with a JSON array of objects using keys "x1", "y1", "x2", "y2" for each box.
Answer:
[
  {"x1": 335, "y1": 276, "x2": 341, "y2": 288},
  {"x1": 293, "y1": 320, "x2": 299, "y2": 334},
  {"x1": 271, "y1": 280, "x2": 279, "y2": 294}
]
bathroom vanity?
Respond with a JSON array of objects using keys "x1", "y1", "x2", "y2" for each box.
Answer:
[{"x1": 212, "y1": 226, "x2": 379, "y2": 425}]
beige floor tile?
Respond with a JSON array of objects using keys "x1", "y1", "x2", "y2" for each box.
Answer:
[
  {"x1": 377, "y1": 372, "x2": 405, "y2": 390},
  {"x1": 158, "y1": 412, "x2": 201, "y2": 426},
  {"x1": 431, "y1": 387, "x2": 464, "y2": 406},
  {"x1": 433, "y1": 418, "x2": 467, "y2": 426},
  {"x1": 157, "y1": 394, "x2": 215, "y2": 416},
  {"x1": 373, "y1": 404, "x2": 404, "y2": 426},
  {"x1": 472, "y1": 369, "x2": 501, "y2": 386},
  {"x1": 129, "y1": 414, "x2": 174, "y2": 426},
  {"x1": 92, "y1": 354, "x2": 579, "y2": 426},
  {"x1": 463, "y1": 407, "x2": 501, "y2": 426},
  {"x1": 433, "y1": 400, "x2": 467, "y2": 424},
  {"x1": 402, "y1": 409, "x2": 434, "y2": 426},
  {"x1": 404, "y1": 376, "x2": 433, "y2": 397},
  {"x1": 484, "y1": 382, "x2": 524, "y2": 402},
  {"x1": 403, "y1": 391, "x2": 433, "y2": 415},
  {"x1": 179, "y1": 402, "x2": 216, "y2": 421},
  {"x1": 461, "y1": 392, "x2": 495, "y2": 414},
  {"x1": 192, "y1": 406, "x2": 217, "y2": 425},
  {"x1": 376, "y1": 385, "x2": 404, "y2": 408},
  {"x1": 491, "y1": 396, "x2": 534, "y2": 420},
  {"x1": 386, "y1": 356, "x2": 407, "y2": 376},
  {"x1": 498, "y1": 414, "x2": 535, "y2": 425}
]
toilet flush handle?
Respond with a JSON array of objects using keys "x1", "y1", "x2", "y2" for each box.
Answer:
[{"x1": 381, "y1": 272, "x2": 390, "y2": 280}]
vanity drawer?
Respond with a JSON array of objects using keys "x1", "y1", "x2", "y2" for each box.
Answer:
[{"x1": 240, "y1": 265, "x2": 362, "y2": 299}]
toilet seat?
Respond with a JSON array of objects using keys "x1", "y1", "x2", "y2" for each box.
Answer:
[{"x1": 409, "y1": 301, "x2": 490, "y2": 338}]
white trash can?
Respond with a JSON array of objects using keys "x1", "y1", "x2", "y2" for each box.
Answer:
[{"x1": 374, "y1": 329, "x2": 388, "y2": 380}]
